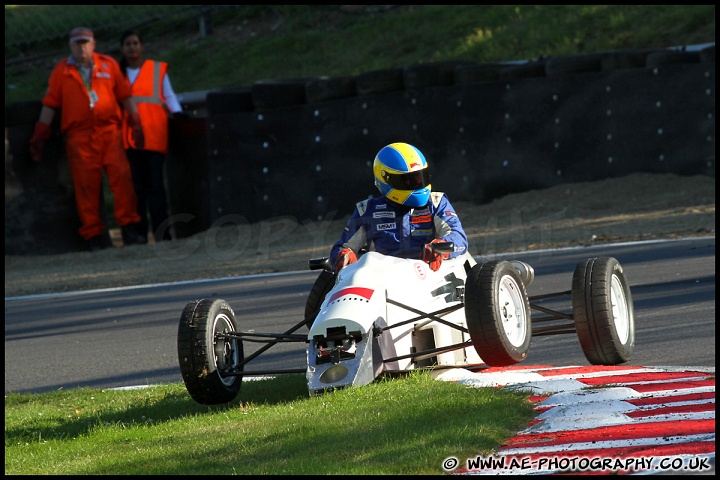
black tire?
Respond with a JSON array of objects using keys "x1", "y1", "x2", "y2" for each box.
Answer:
[
  {"x1": 305, "y1": 76, "x2": 357, "y2": 104},
  {"x1": 355, "y1": 68, "x2": 404, "y2": 95},
  {"x1": 177, "y1": 298, "x2": 243, "y2": 405},
  {"x1": 700, "y1": 45, "x2": 715, "y2": 63},
  {"x1": 206, "y1": 88, "x2": 254, "y2": 115},
  {"x1": 646, "y1": 50, "x2": 700, "y2": 68},
  {"x1": 465, "y1": 261, "x2": 532, "y2": 366},
  {"x1": 403, "y1": 61, "x2": 475, "y2": 89},
  {"x1": 545, "y1": 53, "x2": 604, "y2": 77},
  {"x1": 600, "y1": 49, "x2": 658, "y2": 71},
  {"x1": 454, "y1": 63, "x2": 506, "y2": 84},
  {"x1": 251, "y1": 78, "x2": 312, "y2": 110},
  {"x1": 572, "y1": 257, "x2": 635, "y2": 365},
  {"x1": 499, "y1": 60, "x2": 547, "y2": 80},
  {"x1": 304, "y1": 270, "x2": 336, "y2": 328}
]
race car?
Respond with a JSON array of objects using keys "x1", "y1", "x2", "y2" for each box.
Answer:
[{"x1": 177, "y1": 243, "x2": 635, "y2": 405}]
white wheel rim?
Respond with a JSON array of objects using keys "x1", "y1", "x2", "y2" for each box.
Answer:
[
  {"x1": 610, "y1": 274, "x2": 630, "y2": 344},
  {"x1": 497, "y1": 274, "x2": 528, "y2": 348},
  {"x1": 213, "y1": 313, "x2": 240, "y2": 386}
]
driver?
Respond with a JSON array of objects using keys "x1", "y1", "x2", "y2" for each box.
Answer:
[{"x1": 330, "y1": 142, "x2": 469, "y2": 273}]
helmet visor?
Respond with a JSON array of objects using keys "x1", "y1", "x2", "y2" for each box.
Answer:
[{"x1": 384, "y1": 168, "x2": 431, "y2": 191}]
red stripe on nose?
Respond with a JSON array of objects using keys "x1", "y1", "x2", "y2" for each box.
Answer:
[{"x1": 329, "y1": 287, "x2": 374, "y2": 303}]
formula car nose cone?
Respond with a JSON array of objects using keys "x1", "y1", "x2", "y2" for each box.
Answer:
[{"x1": 319, "y1": 365, "x2": 349, "y2": 384}]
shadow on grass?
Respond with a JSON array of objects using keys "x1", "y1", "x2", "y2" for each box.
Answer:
[{"x1": 5, "y1": 374, "x2": 309, "y2": 443}]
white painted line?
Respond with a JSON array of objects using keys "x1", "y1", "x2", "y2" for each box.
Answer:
[
  {"x1": 4, "y1": 269, "x2": 314, "y2": 301},
  {"x1": 597, "y1": 376, "x2": 712, "y2": 386},
  {"x1": 537, "y1": 400, "x2": 638, "y2": 418},
  {"x1": 525, "y1": 410, "x2": 715, "y2": 433},
  {"x1": 644, "y1": 365, "x2": 716, "y2": 374},
  {"x1": 107, "y1": 375, "x2": 277, "y2": 391},
  {"x1": 8, "y1": 236, "x2": 714, "y2": 302},
  {"x1": 539, "y1": 387, "x2": 643, "y2": 405},
  {"x1": 514, "y1": 367, "x2": 660, "y2": 378},
  {"x1": 503, "y1": 378, "x2": 589, "y2": 394},
  {"x1": 435, "y1": 368, "x2": 548, "y2": 386},
  {"x1": 634, "y1": 398, "x2": 715, "y2": 410},
  {"x1": 474, "y1": 235, "x2": 715, "y2": 260},
  {"x1": 634, "y1": 386, "x2": 716, "y2": 397},
  {"x1": 542, "y1": 385, "x2": 715, "y2": 407}
]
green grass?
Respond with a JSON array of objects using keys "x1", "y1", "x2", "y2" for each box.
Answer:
[
  {"x1": 5, "y1": 371, "x2": 535, "y2": 475},
  {"x1": 4, "y1": 5, "x2": 714, "y2": 104}
]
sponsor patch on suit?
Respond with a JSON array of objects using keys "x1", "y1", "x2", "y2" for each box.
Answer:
[
  {"x1": 411, "y1": 214, "x2": 432, "y2": 224},
  {"x1": 376, "y1": 222, "x2": 396, "y2": 231}
]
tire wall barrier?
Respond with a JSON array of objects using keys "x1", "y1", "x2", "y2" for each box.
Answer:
[{"x1": 4, "y1": 46, "x2": 715, "y2": 254}]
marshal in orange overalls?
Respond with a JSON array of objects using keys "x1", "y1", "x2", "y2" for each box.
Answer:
[{"x1": 41, "y1": 51, "x2": 140, "y2": 240}]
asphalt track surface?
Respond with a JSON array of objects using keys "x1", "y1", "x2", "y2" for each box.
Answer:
[
  {"x1": 4, "y1": 236, "x2": 715, "y2": 475},
  {"x1": 5, "y1": 236, "x2": 714, "y2": 395}
]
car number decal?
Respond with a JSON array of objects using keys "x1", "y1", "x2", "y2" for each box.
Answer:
[{"x1": 414, "y1": 262, "x2": 427, "y2": 279}]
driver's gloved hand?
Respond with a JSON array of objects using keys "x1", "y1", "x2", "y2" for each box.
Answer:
[
  {"x1": 422, "y1": 238, "x2": 450, "y2": 272},
  {"x1": 334, "y1": 247, "x2": 357, "y2": 274}
]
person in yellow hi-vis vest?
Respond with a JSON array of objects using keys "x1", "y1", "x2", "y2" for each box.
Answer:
[{"x1": 119, "y1": 29, "x2": 185, "y2": 243}]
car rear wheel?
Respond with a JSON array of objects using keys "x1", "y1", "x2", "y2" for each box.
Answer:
[
  {"x1": 572, "y1": 257, "x2": 635, "y2": 365},
  {"x1": 465, "y1": 260, "x2": 532, "y2": 366}
]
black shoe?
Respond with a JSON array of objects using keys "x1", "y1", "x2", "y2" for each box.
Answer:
[
  {"x1": 121, "y1": 223, "x2": 148, "y2": 246},
  {"x1": 87, "y1": 234, "x2": 111, "y2": 252}
]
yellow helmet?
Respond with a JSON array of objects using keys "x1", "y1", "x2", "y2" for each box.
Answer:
[{"x1": 372, "y1": 142, "x2": 431, "y2": 207}]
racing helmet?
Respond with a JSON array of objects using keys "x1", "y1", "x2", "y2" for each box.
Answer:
[{"x1": 373, "y1": 142, "x2": 431, "y2": 207}]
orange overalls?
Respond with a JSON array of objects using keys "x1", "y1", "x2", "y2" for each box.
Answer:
[{"x1": 42, "y1": 52, "x2": 140, "y2": 240}]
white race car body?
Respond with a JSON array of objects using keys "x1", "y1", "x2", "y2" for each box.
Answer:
[{"x1": 306, "y1": 251, "x2": 481, "y2": 395}]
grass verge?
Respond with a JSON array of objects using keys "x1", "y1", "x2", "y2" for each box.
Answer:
[{"x1": 5, "y1": 371, "x2": 535, "y2": 475}]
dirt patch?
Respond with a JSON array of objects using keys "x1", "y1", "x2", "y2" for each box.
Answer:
[{"x1": 4, "y1": 172, "x2": 714, "y2": 298}]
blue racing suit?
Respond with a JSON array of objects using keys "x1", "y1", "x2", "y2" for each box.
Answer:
[{"x1": 329, "y1": 191, "x2": 468, "y2": 266}]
